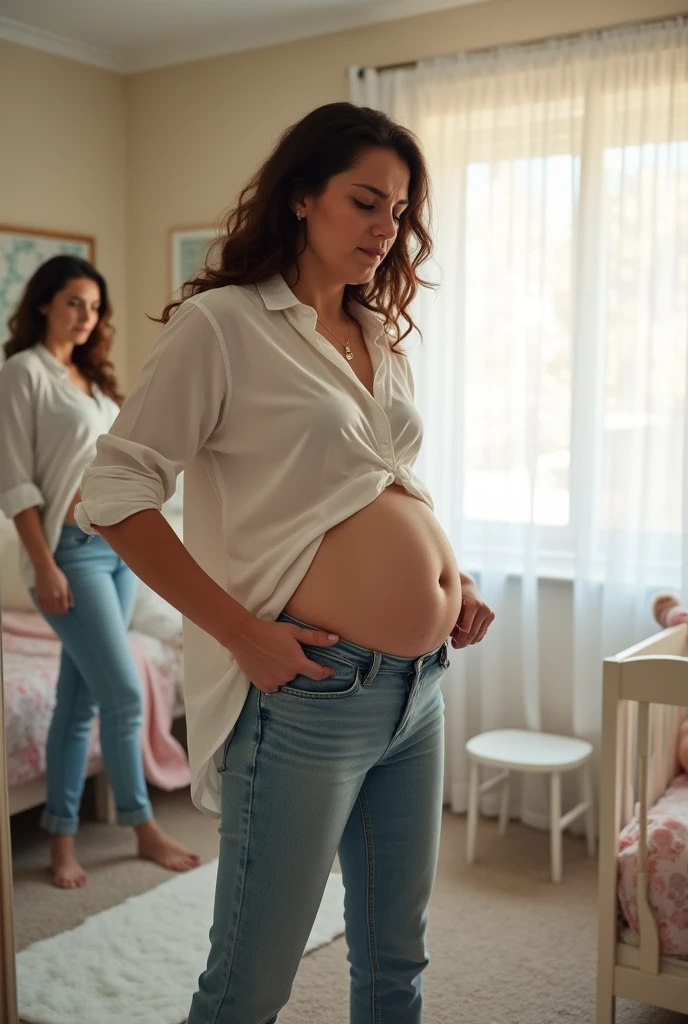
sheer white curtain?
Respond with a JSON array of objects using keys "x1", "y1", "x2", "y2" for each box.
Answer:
[{"x1": 351, "y1": 20, "x2": 688, "y2": 828}]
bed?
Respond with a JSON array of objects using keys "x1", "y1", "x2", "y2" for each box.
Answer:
[{"x1": 597, "y1": 623, "x2": 688, "y2": 1021}]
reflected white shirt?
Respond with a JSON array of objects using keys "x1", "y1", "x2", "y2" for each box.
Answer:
[
  {"x1": 75, "y1": 275, "x2": 432, "y2": 818},
  {"x1": 0, "y1": 344, "x2": 120, "y2": 587}
]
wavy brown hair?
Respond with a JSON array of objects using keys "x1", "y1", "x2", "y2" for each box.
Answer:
[
  {"x1": 3, "y1": 255, "x2": 123, "y2": 403},
  {"x1": 158, "y1": 103, "x2": 434, "y2": 346}
]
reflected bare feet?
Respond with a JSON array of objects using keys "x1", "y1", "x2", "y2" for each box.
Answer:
[
  {"x1": 50, "y1": 836, "x2": 88, "y2": 889},
  {"x1": 135, "y1": 820, "x2": 201, "y2": 872}
]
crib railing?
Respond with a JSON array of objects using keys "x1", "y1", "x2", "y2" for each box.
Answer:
[{"x1": 597, "y1": 623, "x2": 688, "y2": 1021}]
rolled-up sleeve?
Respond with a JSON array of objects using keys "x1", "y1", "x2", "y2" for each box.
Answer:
[
  {"x1": 0, "y1": 358, "x2": 45, "y2": 519},
  {"x1": 75, "y1": 301, "x2": 231, "y2": 533}
]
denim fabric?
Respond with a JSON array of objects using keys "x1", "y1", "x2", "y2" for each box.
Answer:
[
  {"x1": 32, "y1": 523, "x2": 153, "y2": 835},
  {"x1": 188, "y1": 612, "x2": 448, "y2": 1024}
]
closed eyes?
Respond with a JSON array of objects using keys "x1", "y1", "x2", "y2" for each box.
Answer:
[{"x1": 353, "y1": 199, "x2": 402, "y2": 223}]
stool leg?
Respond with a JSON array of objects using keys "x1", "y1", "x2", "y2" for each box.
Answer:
[
  {"x1": 550, "y1": 772, "x2": 562, "y2": 883},
  {"x1": 498, "y1": 772, "x2": 511, "y2": 837},
  {"x1": 466, "y1": 760, "x2": 480, "y2": 864},
  {"x1": 581, "y1": 760, "x2": 596, "y2": 857}
]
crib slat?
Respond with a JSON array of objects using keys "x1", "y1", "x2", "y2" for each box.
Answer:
[
  {"x1": 622, "y1": 701, "x2": 635, "y2": 828},
  {"x1": 636, "y1": 702, "x2": 660, "y2": 975}
]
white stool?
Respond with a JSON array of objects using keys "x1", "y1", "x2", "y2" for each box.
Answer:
[{"x1": 465, "y1": 729, "x2": 596, "y2": 883}]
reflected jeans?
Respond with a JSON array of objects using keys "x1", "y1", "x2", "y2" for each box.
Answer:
[{"x1": 31, "y1": 523, "x2": 153, "y2": 835}]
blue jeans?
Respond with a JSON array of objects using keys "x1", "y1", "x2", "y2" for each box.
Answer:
[
  {"x1": 31, "y1": 523, "x2": 153, "y2": 835},
  {"x1": 188, "y1": 612, "x2": 448, "y2": 1024}
]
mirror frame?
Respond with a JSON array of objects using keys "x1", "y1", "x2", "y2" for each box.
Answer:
[{"x1": 0, "y1": 605, "x2": 19, "y2": 1024}]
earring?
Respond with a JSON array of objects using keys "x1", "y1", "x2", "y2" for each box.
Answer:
[{"x1": 296, "y1": 210, "x2": 303, "y2": 221}]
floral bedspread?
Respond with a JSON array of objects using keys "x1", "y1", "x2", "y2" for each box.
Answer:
[{"x1": 618, "y1": 772, "x2": 688, "y2": 957}]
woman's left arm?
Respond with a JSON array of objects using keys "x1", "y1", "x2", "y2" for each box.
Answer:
[{"x1": 450, "y1": 573, "x2": 495, "y2": 649}]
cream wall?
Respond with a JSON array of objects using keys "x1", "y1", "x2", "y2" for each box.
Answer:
[
  {"x1": 0, "y1": 40, "x2": 128, "y2": 382},
  {"x1": 0, "y1": 1, "x2": 680, "y2": 387},
  {"x1": 124, "y1": 0, "x2": 684, "y2": 381}
]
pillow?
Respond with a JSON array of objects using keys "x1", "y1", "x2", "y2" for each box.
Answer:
[
  {"x1": 0, "y1": 512, "x2": 33, "y2": 611},
  {"x1": 131, "y1": 579, "x2": 183, "y2": 644},
  {"x1": 130, "y1": 507, "x2": 183, "y2": 642}
]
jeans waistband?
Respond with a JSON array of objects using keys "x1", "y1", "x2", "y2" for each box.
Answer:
[
  {"x1": 55, "y1": 522, "x2": 99, "y2": 550},
  {"x1": 278, "y1": 612, "x2": 448, "y2": 675}
]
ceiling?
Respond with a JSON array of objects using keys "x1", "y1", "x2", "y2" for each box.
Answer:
[{"x1": 0, "y1": 0, "x2": 488, "y2": 73}]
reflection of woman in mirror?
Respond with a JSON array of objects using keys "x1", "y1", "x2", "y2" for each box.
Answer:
[
  {"x1": 77, "y1": 103, "x2": 494, "y2": 1022},
  {"x1": 0, "y1": 256, "x2": 200, "y2": 888}
]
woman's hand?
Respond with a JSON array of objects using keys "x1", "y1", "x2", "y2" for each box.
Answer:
[
  {"x1": 231, "y1": 618, "x2": 341, "y2": 694},
  {"x1": 451, "y1": 575, "x2": 494, "y2": 649},
  {"x1": 34, "y1": 562, "x2": 74, "y2": 616}
]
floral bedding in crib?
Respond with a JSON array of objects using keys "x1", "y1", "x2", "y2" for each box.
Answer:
[
  {"x1": 3, "y1": 613, "x2": 183, "y2": 789},
  {"x1": 618, "y1": 773, "x2": 688, "y2": 957}
]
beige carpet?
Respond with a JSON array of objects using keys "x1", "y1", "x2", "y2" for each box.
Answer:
[{"x1": 10, "y1": 785, "x2": 687, "y2": 1024}]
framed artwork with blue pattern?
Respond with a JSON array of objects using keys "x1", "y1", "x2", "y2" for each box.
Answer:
[
  {"x1": 0, "y1": 225, "x2": 94, "y2": 362},
  {"x1": 170, "y1": 226, "x2": 218, "y2": 299}
]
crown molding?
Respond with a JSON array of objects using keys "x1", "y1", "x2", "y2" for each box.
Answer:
[
  {"x1": 0, "y1": 0, "x2": 489, "y2": 76},
  {"x1": 0, "y1": 16, "x2": 125, "y2": 73}
]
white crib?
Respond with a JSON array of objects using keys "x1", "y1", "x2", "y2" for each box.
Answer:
[{"x1": 596, "y1": 623, "x2": 688, "y2": 1021}]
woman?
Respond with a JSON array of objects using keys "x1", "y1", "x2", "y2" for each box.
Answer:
[
  {"x1": 0, "y1": 256, "x2": 200, "y2": 889},
  {"x1": 76, "y1": 104, "x2": 494, "y2": 1022}
]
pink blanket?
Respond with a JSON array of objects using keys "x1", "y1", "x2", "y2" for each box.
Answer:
[{"x1": 3, "y1": 610, "x2": 190, "y2": 791}]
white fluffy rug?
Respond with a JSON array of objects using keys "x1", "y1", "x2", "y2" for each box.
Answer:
[{"x1": 17, "y1": 862, "x2": 345, "y2": 1024}]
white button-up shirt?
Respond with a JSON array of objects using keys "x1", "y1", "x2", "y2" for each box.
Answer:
[
  {"x1": 0, "y1": 344, "x2": 120, "y2": 586},
  {"x1": 76, "y1": 275, "x2": 433, "y2": 817}
]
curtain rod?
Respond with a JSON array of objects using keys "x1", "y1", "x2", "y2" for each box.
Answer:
[{"x1": 359, "y1": 12, "x2": 686, "y2": 76}]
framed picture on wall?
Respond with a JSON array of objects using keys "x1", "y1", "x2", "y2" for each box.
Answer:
[
  {"x1": 169, "y1": 226, "x2": 218, "y2": 298},
  {"x1": 0, "y1": 225, "x2": 95, "y2": 363},
  {"x1": 166, "y1": 226, "x2": 220, "y2": 516}
]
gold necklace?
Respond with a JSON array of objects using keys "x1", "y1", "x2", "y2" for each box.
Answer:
[{"x1": 318, "y1": 313, "x2": 354, "y2": 362}]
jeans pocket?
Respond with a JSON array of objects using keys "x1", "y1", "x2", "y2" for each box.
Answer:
[{"x1": 277, "y1": 654, "x2": 361, "y2": 700}]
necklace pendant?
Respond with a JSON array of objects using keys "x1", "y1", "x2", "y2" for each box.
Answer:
[{"x1": 345, "y1": 347, "x2": 354, "y2": 361}]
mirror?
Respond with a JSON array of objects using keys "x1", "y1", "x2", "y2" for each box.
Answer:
[
  {"x1": 0, "y1": 233, "x2": 208, "y2": 1024},
  {"x1": 0, "y1": 489, "x2": 209, "y2": 1022},
  {"x1": 0, "y1": 602, "x2": 19, "y2": 1024}
]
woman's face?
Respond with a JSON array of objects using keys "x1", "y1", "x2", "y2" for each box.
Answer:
[
  {"x1": 40, "y1": 277, "x2": 101, "y2": 346},
  {"x1": 298, "y1": 146, "x2": 410, "y2": 286}
]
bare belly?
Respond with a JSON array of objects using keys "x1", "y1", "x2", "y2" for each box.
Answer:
[{"x1": 285, "y1": 485, "x2": 462, "y2": 657}]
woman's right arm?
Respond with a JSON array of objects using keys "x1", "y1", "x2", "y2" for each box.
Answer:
[
  {"x1": 77, "y1": 303, "x2": 338, "y2": 692},
  {"x1": 13, "y1": 506, "x2": 53, "y2": 572},
  {"x1": 0, "y1": 359, "x2": 73, "y2": 615},
  {"x1": 13, "y1": 507, "x2": 74, "y2": 615}
]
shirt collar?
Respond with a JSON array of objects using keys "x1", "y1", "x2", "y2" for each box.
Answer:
[
  {"x1": 256, "y1": 275, "x2": 302, "y2": 312},
  {"x1": 257, "y1": 275, "x2": 387, "y2": 344},
  {"x1": 35, "y1": 342, "x2": 70, "y2": 378}
]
